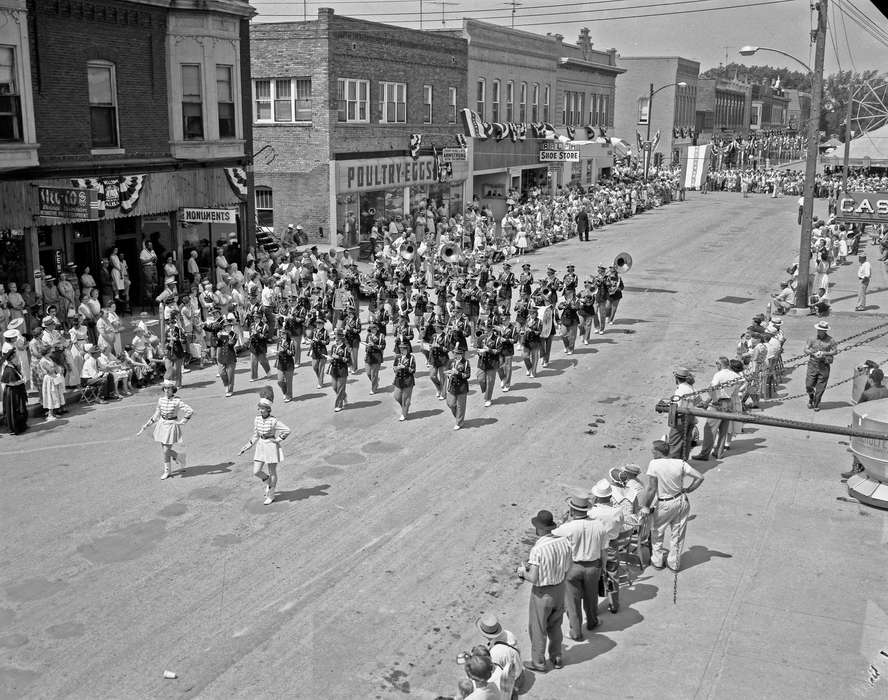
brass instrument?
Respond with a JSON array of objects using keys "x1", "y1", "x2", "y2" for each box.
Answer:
[
  {"x1": 492, "y1": 280, "x2": 502, "y2": 290},
  {"x1": 614, "y1": 252, "x2": 633, "y2": 273},
  {"x1": 399, "y1": 243, "x2": 416, "y2": 261},
  {"x1": 438, "y1": 243, "x2": 462, "y2": 264}
]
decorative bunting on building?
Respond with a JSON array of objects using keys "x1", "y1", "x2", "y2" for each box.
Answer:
[
  {"x1": 585, "y1": 125, "x2": 597, "y2": 140},
  {"x1": 598, "y1": 126, "x2": 607, "y2": 138},
  {"x1": 565, "y1": 125, "x2": 576, "y2": 141},
  {"x1": 224, "y1": 167, "x2": 248, "y2": 199},
  {"x1": 70, "y1": 175, "x2": 146, "y2": 216},
  {"x1": 409, "y1": 134, "x2": 423, "y2": 160},
  {"x1": 460, "y1": 108, "x2": 488, "y2": 139},
  {"x1": 455, "y1": 133, "x2": 467, "y2": 148},
  {"x1": 491, "y1": 122, "x2": 509, "y2": 142}
]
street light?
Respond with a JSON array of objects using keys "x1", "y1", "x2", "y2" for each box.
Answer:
[
  {"x1": 643, "y1": 81, "x2": 687, "y2": 179},
  {"x1": 738, "y1": 21, "x2": 826, "y2": 311}
]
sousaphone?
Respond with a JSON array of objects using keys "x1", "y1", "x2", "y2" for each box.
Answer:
[
  {"x1": 399, "y1": 243, "x2": 416, "y2": 261},
  {"x1": 614, "y1": 252, "x2": 633, "y2": 273},
  {"x1": 438, "y1": 243, "x2": 462, "y2": 264}
]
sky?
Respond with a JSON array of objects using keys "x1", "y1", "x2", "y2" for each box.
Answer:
[{"x1": 249, "y1": 0, "x2": 888, "y2": 75}]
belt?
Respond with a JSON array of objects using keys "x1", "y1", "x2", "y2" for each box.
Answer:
[
  {"x1": 160, "y1": 414, "x2": 177, "y2": 420},
  {"x1": 658, "y1": 493, "x2": 685, "y2": 501},
  {"x1": 575, "y1": 559, "x2": 601, "y2": 565},
  {"x1": 259, "y1": 433, "x2": 276, "y2": 440}
]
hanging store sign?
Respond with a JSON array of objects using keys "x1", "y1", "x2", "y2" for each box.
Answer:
[
  {"x1": 539, "y1": 149, "x2": 580, "y2": 163},
  {"x1": 37, "y1": 186, "x2": 98, "y2": 220},
  {"x1": 336, "y1": 155, "x2": 467, "y2": 193},
  {"x1": 181, "y1": 208, "x2": 237, "y2": 224},
  {"x1": 836, "y1": 192, "x2": 888, "y2": 225},
  {"x1": 440, "y1": 147, "x2": 468, "y2": 162}
]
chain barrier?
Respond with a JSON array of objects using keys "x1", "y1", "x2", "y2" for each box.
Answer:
[{"x1": 779, "y1": 355, "x2": 888, "y2": 402}]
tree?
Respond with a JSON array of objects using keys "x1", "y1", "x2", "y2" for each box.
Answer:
[
  {"x1": 700, "y1": 63, "x2": 811, "y2": 91},
  {"x1": 820, "y1": 69, "x2": 888, "y2": 138}
]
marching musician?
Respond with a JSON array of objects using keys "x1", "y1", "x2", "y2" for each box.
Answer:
[
  {"x1": 344, "y1": 306, "x2": 362, "y2": 372},
  {"x1": 497, "y1": 262, "x2": 516, "y2": 306},
  {"x1": 542, "y1": 265, "x2": 563, "y2": 301},
  {"x1": 248, "y1": 312, "x2": 273, "y2": 382},
  {"x1": 557, "y1": 286, "x2": 581, "y2": 355},
  {"x1": 449, "y1": 312, "x2": 470, "y2": 353},
  {"x1": 215, "y1": 313, "x2": 239, "y2": 397},
  {"x1": 606, "y1": 265, "x2": 624, "y2": 324},
  {"x1": 514, "y1": 290, "x2": 531, "y2": 327},
  {"x1": 522, "y1": 305, "x2": 543, "y2": 378},
  {"x1": 329, "y1": 327, "x2": 350, "y2": 412},
  {"x1": 445, "y1": 346, "x2": 472, "y2": 430},
  {"x1": 392, "y1": 340, "x2": 416, "y2": 421},
  {"x1": 411, "y1": 282, "x2": 429, "y2": 333},
  {"x1": 429, "y1": 321, "x2": 451, "y2": 399},
  {"x1": 419, "y1": 307, "x2": 439, "y2": 364},
  {"x1": 276, "y1": 326, "x2": 297, "y2": 402},
  {"x1": 539, "y1": 286, "x2": 558, "y2": 368},
  {"x1": 367, "y1": 298, "x2": 390, "y2": 337},
  {"x1": 592, "y1": 265, "x2": 609, "y2": 335},
  {"x1": 518, "y1": 263, "x2": 534, "y2": 298},
  {"x1": 285, "y1": 294, "x2": 308, "y2": 366},
  {"x1": 578, "y1": 279, "x2": 596, "y2": 345},
  {"x1": 562, "y1": 263, "x2": 579, "y2": 293},
  {"x1": 476, "y1": 320, "x2": 501, "y2": 408},
  {"x1": 393, "y1": 314, "x2": 416, "y2": 358},
  {"x1": 309, "y1": 318, "x2": 330, "y2": 389},
  {"x1": 464, "y1": 274, "x2": 482, "y2": 332},
  {"x1": 497, "y1": 307, "x2": 516, "y2": 392},
  {"x1": 364, "y1": 321, "x2": 385, "y2": 394}
]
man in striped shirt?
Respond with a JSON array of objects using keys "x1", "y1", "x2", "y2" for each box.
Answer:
[{"x1": 517, "y1": 509, "x2": 572, "y2": 671}]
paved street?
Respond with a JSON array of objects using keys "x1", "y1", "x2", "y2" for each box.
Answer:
[{"x1": 3, "y1": 192, "x2": 888, "y2": 699}]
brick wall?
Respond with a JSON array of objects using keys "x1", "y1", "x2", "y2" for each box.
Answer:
[{"x1": 29, "y1": 0, "x2": 170, "y2": 162}]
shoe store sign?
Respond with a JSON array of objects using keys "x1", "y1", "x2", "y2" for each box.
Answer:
[{"x1": 837, "y1": 192, "x2": 888, "y2": 224}]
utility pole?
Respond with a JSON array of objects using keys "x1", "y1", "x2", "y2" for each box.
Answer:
[
  {"x1": 794, "y1": 0, "x2": 827, "y2": 310},
  {"x1": 503, "y1": 0, "x2": 521, "y2": 28},
  {"x1": 842, "y1": 84, "x2": 855, "y2": 192}
]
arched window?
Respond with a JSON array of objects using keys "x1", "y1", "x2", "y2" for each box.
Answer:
[{"x1": 255, "y1": 186, "x2": 273, "y2": 227}]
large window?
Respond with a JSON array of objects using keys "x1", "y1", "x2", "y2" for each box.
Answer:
[
  {"x1": 216, "y1": 65, "x2": 236, "y2": 138},
  {"x1": 88, "y1": 60, "x2": 119, "y2": 148},
  {"x1": 254, "y1": 78, "x2": 312, "y2": 123},
  {"x1": 476, "y1": 78, "x2": 485, "y2": 119},
  {"x1": 601, "y1": 94, "x2": 609, "y2": 126},
  {"x1": 543, "y1": 84, "x2": 550, "y2": 123},
  {"x1": 181, "y1": 64, "x2": 204, "y2": 140},
  {"x1": 379, "y1": 81, "x2": 406, "y2": 123},
  {"x1": 636, "y1": 96, "x2": 649, "y2": 125},
  {"x1": 423, "y1": 84, "x2": 433, "y2": 124},
  {"x1": 563, "y1": 91, "x2": 585, "y2": 126},
  {"x1": 255, "y1": 187, "x2": 273, "y2": 227},
  {"x1": 337, "y1": 78, "x2": 369, "y2": 123},
  {"x1": 519, "y1": 82, "x2": 527, "y2": 122},
  {"x1": 448, "y1": 86, "x2": 457, "y2": 123},
  {"x1": 590, "y1": 94, "x2": 598, "y2": 125},
  {"x1": 491, "y1": 79, "x2": 500, "y2": 122},
  {"x1": 531, "y1": 83, "x2": 539, "y2": 122},
  {"x1": 0, "y1": 46, "x2": 21, "y2": 142},
  {"x1": 505, "y1": 80, "x2": 514, "y2": 122}
]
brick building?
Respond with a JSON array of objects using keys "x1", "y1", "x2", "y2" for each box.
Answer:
[
  {"x1": 250, "y1": 9, "x2": 469, "y2": 252},
  {"x1": 696, "y1": 77, "x2": 752, "y2": 140},
  {"x1": 0, "y1": 0, "x2": 254, "y2": 307},
  {"x1": 612, "y1": 56, "x2": 700, "y2": 167},
  {"x1": 749, "y1": 80, "x2": 790, "y2": 131}
]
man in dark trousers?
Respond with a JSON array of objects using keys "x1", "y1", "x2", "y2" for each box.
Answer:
[
  {"x1": 575, "y1": 206, "x2": 590, "y2": 242},
  {"x1": 804, "y1": 320, "x2": 837, "y2": 411}
]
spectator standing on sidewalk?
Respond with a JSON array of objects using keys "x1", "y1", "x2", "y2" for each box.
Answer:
[
  {"x1": 475, "y1": 613, "x2": 524, "y2": 700},
  {"x1": 804, "y1": 321, "x2": 837, "y2": 411},
  {"x1": 855, "y1": 253, "x2": 871, "y2": 311}
]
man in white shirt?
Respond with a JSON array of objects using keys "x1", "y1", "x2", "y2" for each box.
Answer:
[
  {"x1": 693, "y1": 357, "x2": 741, "y2": 461},
  {"x1": 476, "y1": 614, "x2": 523, "y2": 699},
  {"x1": 643, "y1": 441, "x2": 704, "y2": 572},
  {"x1": 855, "y1": 253, "x2": 872, "y2": 311}
]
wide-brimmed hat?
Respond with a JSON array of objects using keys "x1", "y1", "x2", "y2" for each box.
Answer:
[
  {"x1": 591, "y1": 479, "x2": 612, "y2": 499},
  {"x1": 8, "y1": 318, "x2": 24, "y2": 332},
  {"x1": 565, "y1": 494, "x2": 592, "y2": 511},
  {"x1": 476, "y1": 613, "x2": 503, "y2": 639},
  {"x1": 770, "y1": 318, "x2": 783, "y2": 327},
  {"x1": 814, "y1": 321, "x2": 830, "y2": 332},
  {"x1": 673, "y1": 366, "x2": 692, "y2": 380},
  {"x1": 257, "y1": 397, "x2": 272, "y2": 408},
  {"x1": 531, "y1": 509, "x2": 557, "y2": 531},
  {"x1": 2, "y1": 329, "x2": 19, "y2": 341},
  {"x1": 225, "y1": 312, "x2": 236, "y2": 321}
]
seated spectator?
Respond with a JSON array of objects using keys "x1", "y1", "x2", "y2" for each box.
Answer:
[
  {"x1": 608, "y1": 464, "x2": 646, "y2": 531},
  {"x1": 770, "y1": 282, "x2": 794, "y2": 315},
  {"x1": 97, "y1": 344, "x2": 133, "y2": 397},
  {"x1": 80, "y1": 343, "x2": 112, "y2": 402},
  {"x1": 809, "y1": 287, "x2": 830, "y2": 316}
]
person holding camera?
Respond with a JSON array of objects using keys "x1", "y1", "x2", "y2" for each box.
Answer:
[
  {"x1": 457, "y1": 651, "x2": 502, "y2": 699},
  {"x1": 475, "y1": 614, "x2": 524, "y2": 699},
  {"x1": 804, "y1": 321, "x2": 837, "y2": 411}
]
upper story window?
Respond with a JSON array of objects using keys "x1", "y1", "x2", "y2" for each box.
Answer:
[
  {"x1": 636, "y1": 96, "x2": 649, "y2": 125},
  {"x1": 255, "y1": 186, "x2": 273, "y2": 227},
  {"x1": 543, "y1": 84, "x2": 550, "y2": 123},
  {"x1": 181, "y1": 64, "x2": 204, "y2": 140},
  {"x1": 379, "y1": 81, "x2": 406, "y2": 123},
  {"x1": 255, "y1": 78, "x2": 311, "y2": 123},
  {"x1": 505, "y1": 80, "x2": 514, "y2": 122},
  {"x1": 0, "y1": 46, "x2": 21, "y2": 142},
  {"x1": 531, "y1": 83, "x2": 539, "y2": 123},
  {"x1": 601, "y1": 94, "x2": 610, "y2": 126},
  {"x1": 590, "y1": 93, "x2": 598, "y2": 124},
  {"x1": 216, "y1": 65, "x2": 236, "y2": 139},
  {"x1": 423, "y1": 85, "x2": 433, "y2": 124},
  {"x1": 448, "y1": 86, "x2": 457, "y2": 123},
  {"x1": 519, "y1": 82, "x2": 527, "y2": 122},
  {"x1": 491, "y1": 79, "x2": 500, "y2": 122},
  {"x1": 476, "y1": 78, "x2": 485, "y2": 119},
  {"x1": 87, "y1": 60, "x2": 119, "y2": 148},
  {"x1": 337, "y1": 78, "x2": 369, "y2": 123}
]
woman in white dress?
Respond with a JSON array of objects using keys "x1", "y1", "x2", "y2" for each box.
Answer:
[
  {"x1": 66, "y1": 313, "x2": 88, "y2": 388},
  {"x1": 515, "y1": 222, "x2": 529, "y2": 258},
  {"x1": 139, "y1": 380, "x2": 193, "y2": 479},
  {"x1": 240, "y1": 397, "x2": 291, "y2": 505}
]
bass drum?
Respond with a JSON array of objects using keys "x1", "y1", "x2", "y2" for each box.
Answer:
[{"x1": 541, "y1": 306, "x2": 554, "y2": 338}]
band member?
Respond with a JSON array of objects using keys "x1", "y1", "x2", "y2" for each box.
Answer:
[
  {"x1": 429, "y1": 321, "x2": 450, "y2": 399},
  {"x1": 392, "y1": 340, "x2": 417, "y2": 421},
  {"x1": 329, "y1": 327, "x2": 350, "y2": 412},
  {"x1": 249, "y1": 313, "x2": 273, "y2": 382},
  {"x1": 578, "y1": 280, "x2": 596, "y2": 344},
  {"x1": 412, "y1": 283, "x2": 428, "y2": 332},
  {"x1": 276, "y1": 327, "x2": 297, "y2": 402},
  {"x1": 282, "y1": 297, "x2": 307, "y2": 366},
  {"x1": 215, "y1": 314, "x2": 239, "y2": 397},
  {"x1": 539, "y1": 288, "x2": 558, "y2": 368},
  {"x1": 139, "y1": 379, "x2": 193, "y2": 480},
  {"x1": 368, "y1": 298, "x2": 390, "y2": 337},
  {"x1": 393, "y1": 314, "x2": 416, "y2": 356},
  {"x1": 364, "y1": 321, "x2": 385, "y2": 394},
  {"x1": 163, "y1": 309, "x2": 187, "y2": 389},
  {"x1": 498, "y1": 308, "x2": 516, "y2": 392},
  {"x1": 522, "y1": 306, "x2": 543, "y2": 378},
  {"x1": 344, "y1": 307, "x2": 362, "y2": 372},
  {"x1": 514, "y1": 290, "x2": 531, "y2": 327},
  {"x1": 419, "y1": 307, "x2": 439, "y2": 364},
  {"x1": 309, "y1": 318, "x2": 330, "y2": 389},
  {"x1": 497, "y1": 262, "x2": 516, "y2": 306},
  {"x1": 240, "y1": 397, "x2": 290, "y2": 506},
  {"x1": 562, "y1": 264, "x2": 578, "y2": 292},
  {"x1": 449, "y1": 312, "x2": 470, "y2": 353},
  {"x1": 606, "y1": 265, "x2": 624, "y2": 324},
  {"x1": 518, "y1": 263, "x2": 534, "y2": 298},
  {"x1": 445, "y1": 346, "x2": 472, "y2": 430},
  {"x1": 557, "y1": 287, "x2": 580, "y2": 355},
  {"x1": 592, "y1": 265, "x2": 609, "y2": 335},
  {"x1": 464, "y1": 275, "x2": 482, "y2": 331},
  {"x1": 476, "y1": 323, "x2": 501, "y2": 407}
]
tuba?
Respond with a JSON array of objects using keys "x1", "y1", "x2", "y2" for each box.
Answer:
[
  {"x1": 438, "y1": 243, "x2": 462, "y2": 264},
  {"x1": 614, "y1": 252, "x2": 633, "y2": 273}
]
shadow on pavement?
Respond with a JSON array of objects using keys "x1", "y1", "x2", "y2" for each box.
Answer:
[
  {"x1": 183, "y1": 379, "x2": 216, "y2": 389},
  {"x1": 816, "y1": 400, "x2": 852, "y2": 410},
  {"x1": 496, "y1": 395, "x2": 527, "y2": 405},
  {"x1": 612, "y1": 318, "x2": 649, "y2": 325},
  {"x1": 345, "y1": 400, "x2": 382, "y2": 411},
  {"x1": 293, "y1": 392, "x2": 325, "y2": 402},
  {"x1": 25, "y1": 418, "x2": 70, "y2": 433},
  {"x1": 275, "y1": 484, "x2": 331, "y2": 502},
  {"x1": 508, "y1": 382, "x2": 541, "y2": 392},
  {"x1": 408, "y1": 408, "x2": 444, "y2": 420},
  {"x1": 179, "y1": 461, "x2": 234, "y2": 478},
  {"x1": 462, "y1": 417, "x2": 498, "y2": 429},
  {"x1": 679, "y1": 545, "x2": 733, "y2": 572}
]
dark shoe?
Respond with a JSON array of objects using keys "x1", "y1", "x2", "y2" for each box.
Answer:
[
  {"x1": 813, "y1": 405, "x2": 820, "y2": 412},
  {"x1": 524, "y1": 662, "x2": 548, "y2": 673},
  {"x1": 551, "y1": 657, "x2": 564, "y2": 669},
  {"x1": 691, "y1": 452, "x2": 710, "y2": 461},
  {"x1": 841, "y1": 465, "x2": 864, "y2": 479},
  {"x1": 586, "y1": 619, "x2": 600, "y2": 631}
]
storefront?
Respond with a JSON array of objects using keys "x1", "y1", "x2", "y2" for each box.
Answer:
[
  {"x1": 334, "y1": 154, "x2": 469, "y2": 253},
  {"x1": 0, "y1": 167, "x2": 246, "y2": 309}
]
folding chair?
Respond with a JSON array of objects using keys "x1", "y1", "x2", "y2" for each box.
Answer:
[{"x1": 79, "y1": 378, "x2": 104, "y2": 405}]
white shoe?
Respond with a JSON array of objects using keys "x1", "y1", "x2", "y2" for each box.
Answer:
[
  {"x1": 503, "y1": 386, "x2": 510, "y2": 392},
  {"x1": 317, "y1": 384, "x2": 323, "y2": 389},
  {"x1": 484, "y1": 400, "x2": 492, "y2": 407},
  {"x1": 399, "y1": 415, "x2": 406, "y2": 421},
  {"x1": 454, "y1": 424, "x2": 461, "y2": 430},
  {"x1": 334, "y1": 406, "x2": 342, "y2": 412},
  {"x1": 160, "y1": 468, "x2": 171, "y2": 480},
  {"x1": 225, "y1": 391, "x2": 233, "y2": 397},
  {"x1": 263, "y1": 494, "x2": 274, "y2": 505},
  {"x1": 526, "y1": 370, "x2": 531, "y2": 376}
]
